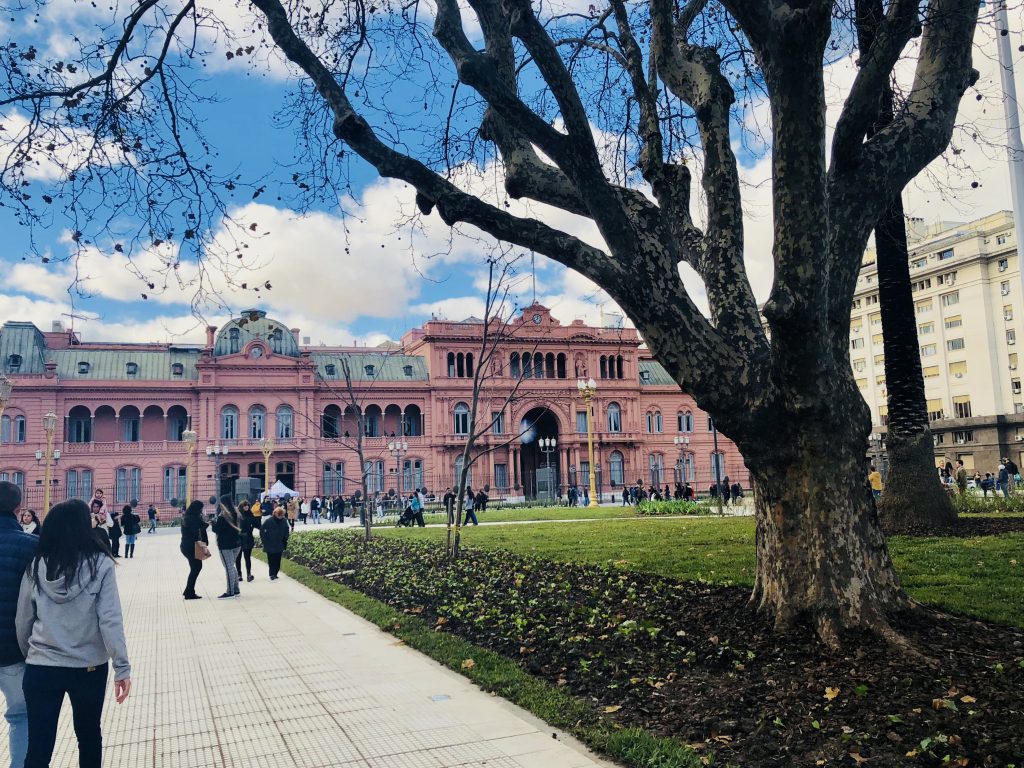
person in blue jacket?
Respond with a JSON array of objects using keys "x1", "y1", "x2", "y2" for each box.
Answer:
[{"x1": 0, "y1": 481, "x2": 39, "y2": 768}]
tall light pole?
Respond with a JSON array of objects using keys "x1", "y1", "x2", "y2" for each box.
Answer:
[
  {"x1": 673, "y1": 435, "x2": 690, "y2": 487},
  {"x1": 711, "y1": 420, "x2": 724, "y2": 517},
  {"x1": 539, "y1": 437, "x2": 557, "y2": 502},
  {"x1": 577, "y1": 377, "x2": 599, "y2": 508},
  {"x1": 261, "y1": 436, "x2": 274, "y2": 496},
  {"x1": 41, "y1": 412, "x2": 59, "y2": 515},
  {"x1": 206, "y1": 443, "x2": 230, "y2": 502},
  {"x1": 182, "y1": 429, "x2": 197, "y2": 506},
  {"x1": 389, "y1": 439, "x2": 408, "y2": 509},
  {"x1": 994, "y1": 0, "x2": 1024, "y2": 285},
  {"x1": 0, "y1": 374, "x2": 12, "y2": 445}
]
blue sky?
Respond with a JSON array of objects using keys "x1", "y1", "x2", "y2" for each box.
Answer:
[{"x1": 0, "y1": 1, "x2": 1019, "y2": 346}]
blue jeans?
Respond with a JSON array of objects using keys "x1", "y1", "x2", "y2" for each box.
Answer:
[
  {"x1": 998, "y1": 481, "x2": 1009, "y2": 498},
  {"x1": 0, "y1": 662, "x2": 27, "y2": 768},
  {"x1": 463, "y1": 508, "x2": 478, "y2": 525},
  {"x1": 148, "y1": 518, "x2": 157, "y2": 533},
  {"x1": 23, "y1": 663, "x2": 107, "y2": 768}
]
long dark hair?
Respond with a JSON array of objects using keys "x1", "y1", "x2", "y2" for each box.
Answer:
[
  {"x1": 29, "y1": 500, "x2": 112, "y2": 589},
  {"x1": 184, "y1": 500, "x2": 205, "y2": 527},
  {"x1": 218, "y1": 498, "x2": 240, "y2": 531}
]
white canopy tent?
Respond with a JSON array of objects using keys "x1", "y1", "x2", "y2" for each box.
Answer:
[{"x1": 260, "y1": 479, "x2": 296, "y2": 501}]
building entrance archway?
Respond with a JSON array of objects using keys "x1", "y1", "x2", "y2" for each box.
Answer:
[{"x1": 518, "y1": 407, "x2": 559, "y2": 500}]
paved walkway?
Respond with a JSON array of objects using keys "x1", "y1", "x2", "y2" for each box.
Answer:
[{"x1": 0, "y1": 530, "x2": 614, "y2": 768}]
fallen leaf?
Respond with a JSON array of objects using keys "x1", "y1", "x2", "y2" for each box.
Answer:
[
  {"x1": 825, "y1": 686, "x2": 840, "y2": 701},
  {"x1": 960, "y1": 695, "x2": 976, "y2": 704},
  {"x1": 460, "y1": 659, "x2": 475, "y2": 670},
  {"x1": 603, "y1": 705, "x2": 622, "y2": 713},
  {"x1": 850, "y1": 753, "x2": 868, "y2": 765}
]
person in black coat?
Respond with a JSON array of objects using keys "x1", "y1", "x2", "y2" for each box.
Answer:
[
  {"x1": 179, "y1": 501, "x2": 208, "y2": 600},
  {"x1": 235, "y1": 500, "x2": 256, "y2": 583},
  {"x1": 121, "y1": 505, "x2": 142, "y2": 558},
  {"x1": 260, "y1": 506, "x2": 290, "y2": 581},
  {"x1": 107, "y1": 506, "x2": 123, "y2": 558}
]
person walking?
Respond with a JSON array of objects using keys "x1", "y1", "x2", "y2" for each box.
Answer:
[
  {"x1": 408, "y1": 493, "x2": 425, "y2": 527},
  {"x1": 261, "y1": 506, "x2": 290, "y2": 581},
  {"x1": 235, "y1": 501, "x2": 256, "y2": 583},
  {"x1": 463, "y1": 487, "x2": 478, "y2": 526},
  {"x1": 997, "y1": 462, "x2": 1010, "y2": 498},
  {"x1": 146, "y1": 504, "x2": 158, "y2": 534},
  {"x1": 1004, "y1": 456, "x2": 1019, "y2": 494},
  {"x1": 16, "y1": 499, "x2": 131, "y2": 768},
  {"x1": 0, "y1": 482, "x2": 39, "y2": 768},
  {"x1": 179, "y1": 501, "x2": 209, "y2": 600},
  {"x1": 107, "y1": 505, "x2": 123, "y2": 559},
  {"x1": 867, "y1": 466, "x2": 883, "y2": 500},
  {"x1": 211, "y1": 501, "x2": 242, "y2": 599},
  {"x1": 285, "y1": 496, "x2": 298, "y2": 531},
  {"x1": 955, "y1": 460, "x2": 969, "y2": 496},
  {"x1": 121, "y1": 505, "x2": 141, "y2": 558}
]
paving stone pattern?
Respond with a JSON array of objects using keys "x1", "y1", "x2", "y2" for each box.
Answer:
[{"x1": 0, "y1": 530, "x2": 612, "y2": 768}]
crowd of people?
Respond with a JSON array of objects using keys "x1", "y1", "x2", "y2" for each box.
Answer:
[{"x1": 868, "y1": 455, "x2": 1024, "y2": 500}]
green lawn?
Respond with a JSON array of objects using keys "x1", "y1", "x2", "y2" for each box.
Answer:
[
  {"x1": 373, "y1": 504, "x2": 642, "y2": 526},
  {"x1": 380, "y1": 517, "x2": 1024, "y2": 626}
]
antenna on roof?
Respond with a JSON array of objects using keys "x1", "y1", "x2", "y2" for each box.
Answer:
[{"x1": 531, "y1": 251, "x2": 537, "y2": 305}]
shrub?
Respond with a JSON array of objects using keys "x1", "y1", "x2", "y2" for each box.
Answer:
[
  {"x1": 636, "y1": 499, "x2": 717, "y2": 516},
  {"x1": 953, "y1": 492, "x2": 1024, "y2": 515}
]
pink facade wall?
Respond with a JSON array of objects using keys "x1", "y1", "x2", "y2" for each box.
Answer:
[{"x1": 0, "y1": 306, "x2": 749, "y2": 510}]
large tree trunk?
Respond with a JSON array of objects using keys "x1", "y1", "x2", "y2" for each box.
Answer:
[
  {"x1": 747, "y1": 414, "x2": 913, "y2": 648},
  {"x1": 875, "y1": 200, "x2": 957, "y2": 528},
  {"x1": 855, "y1": 0, "x2": 957, "y2": 529}
]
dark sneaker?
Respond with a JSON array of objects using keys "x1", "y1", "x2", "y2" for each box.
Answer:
[
  {"x1": 217, "y1": 592, "x2": 236, "y2": 599},
  {"x1": 246, "y1": 575, "x2": 254, "y2": 582},
  {"x1": 233, "y1": 590, "x2": 240, "y2": 596},
  {"x1": 184, "y1": 594, "x2": 202, "y2": 600}
]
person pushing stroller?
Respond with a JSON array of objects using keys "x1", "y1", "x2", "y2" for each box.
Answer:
[{"x1": 396, "y1": 493, "x2": 425, "y2": 528}]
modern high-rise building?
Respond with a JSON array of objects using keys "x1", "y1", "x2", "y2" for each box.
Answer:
[{"x1": 852, "y1": 210, "x2": 1024, "y2": 473}]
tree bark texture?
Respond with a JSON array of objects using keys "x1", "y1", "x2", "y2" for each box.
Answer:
[{"x1": 856, "y1": 0, "x2": 957, "y2": 529}]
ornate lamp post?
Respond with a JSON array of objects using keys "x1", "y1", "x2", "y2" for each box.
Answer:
[
  {"x1": 539, "y1": 437, "x2": 557, "y2": 502},
  {"x1": 41, "y1": 412, "x2": 59, "y2": 514},
  {"x1": 389, "y1": 440, "x2": 408, "y2": 508},
  {"x1": 260, "y1": 436, "x2": 274, "y2": 496},
  {"x1": 182, "y1": 429, "x2": 197, "y2": 506},
  {"x1": 577, "y1": 377, "x2": 599, "y2": 508},
  {"x1": 0, "y1": 374, "x2": 12, "y2": 444},
  {"x1": 206, "y1": 443, "x2": 230, "y2": 502},
  {"x1": 673, "y1": 435, "x2": 690, "y2": 485}
]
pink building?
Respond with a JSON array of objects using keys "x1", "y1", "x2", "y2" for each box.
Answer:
[{"x1": 0, "y1": 306, "x2": 747, "y2": 510}]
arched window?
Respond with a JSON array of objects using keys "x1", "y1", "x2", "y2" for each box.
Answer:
[
  {"x1": 510, "y1": 352, "x2": 521, "y2": 379},
  {"x1": 1, "y1": 415, "x2": 26, "y2": 443},
  {"x1": 678, "y1": 410, "x2": 694, "y2": 432},
  {"x1": 609, "y1": 450, "x2": 624, "y2": 486},
  {"x1": 606, "y1": 402, "x2": 621, "y2": 433},
  {"x1": 65, "y1": 468, "x2": 94, "y2": 500},
  {"x1": 163, "y1": 465, "x2": 187, "y2": 502},
  {"x1": 648, "y1": 454, "x2": 664, "y2": 486},
  {"x1": 711, "y1": 451, "x2": 726, "y2": 480},
  {"x1": 448, "y1": 352, "x2": 456, "y2": 377},
  {"x1": 228, "y1": 328, "x2": 240, "y2": 354},
  {"x1": 0, "y1": 470, "x2": 25, "y2": 492},
  {"x1": 454, "y1": 455, "x2": 472, "y2": 486},
  {"x1": 5, "y1": 353, "x2": 21, "y2": 373},
  {"x1": 221, "y1": 406, "x2": 239, "y2": 440},
  {"x1": 616, "y1": 355, "x2": 624, "y2": 379},
  {"x1": 115, "y1": 466, "x2": 142, "y2": 504},
  {"x1": 454, "y1": 402, "x2": 470, "y2": 435},
  {"x1": 677, "y1": 453, "x2": 695, "y2": 483},
  {"x1": 403, "y1": 458, "x2": 424, "y2": 491},
  {"x1": 323, "y1": 461, "x2": 345, "y2": 495},
  {"x1": 556, "y1": 353, "x2": 567, "y2": 379},
  {"x1": 545, "y1": 353, "x2": 555, "y2": 378},
  {"x1": 68, "y1": 406, "x2": 92, "y2": 443},
  {"x1": 522, "y1": 351, "x2": 533, "y2": 378},
  {"x1": 456, "y1": 353, "x2": 465, "y2": 378},
  {"x1": 599, "y1": 355, "x2": 608, "y2": 379},
  {"x1": 654, "y1": 411, "x2": 663, "y2": 433},
  {"x1": 276, "y1": 405, "x2": 294, "y2": 439},
  {"x1": 321, "y1": 405, "x2": 340, "y2": 439},
  {"x1": 466, "y1": 353, "x2": 474, "y2": 378},
  {"x1": 249, "y1": 406, "x2": 266, "y2": 440}
]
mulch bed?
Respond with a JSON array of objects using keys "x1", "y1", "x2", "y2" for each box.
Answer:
[
  {"x1": 885, "y1": 515, "x2": 1024, "y2": 538},
  {"x1": 289, "y1": 533, "x2": 1024, "y2": 768}
]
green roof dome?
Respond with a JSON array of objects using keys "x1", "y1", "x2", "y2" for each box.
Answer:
[{"x1": 214, "y1": 310, "x2": 300, "y2": 357}]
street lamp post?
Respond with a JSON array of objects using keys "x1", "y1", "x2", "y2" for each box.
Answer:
[
  {"x1": 206, "y1": 443, "x2": 230, "y2": 502},
  {"x1": 711, "y1": 421, "x2": 724, "y2": 517},
  {"x1": 539, "y1": 437, "x2": 557, "y2": 502},
  {"x1": 182, "y1": 429, "x2": 197, "y2": 506},
  {"x1": 0, "y1": 374, "x2": 12, "y2": 445},
  {"x1": 673, "y1": 435, "x2": 690, "y2": 487},
  {"x1": 40, "y1": 412, "x2": 59, "y2": 515},
  {"x1": 260, "y1": 437, "x2": 274, "y2": 496},
  {"x1": 577, "y1": 377, "x2": 599, "y2": 508},
  {"x1": 389, "y1": 440, "x2": 408, "y2": 510}
]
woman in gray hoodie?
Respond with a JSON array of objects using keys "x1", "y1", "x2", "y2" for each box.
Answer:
[{"x1": 15, "y1": 499, "x2": 131, "y2": 768}]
